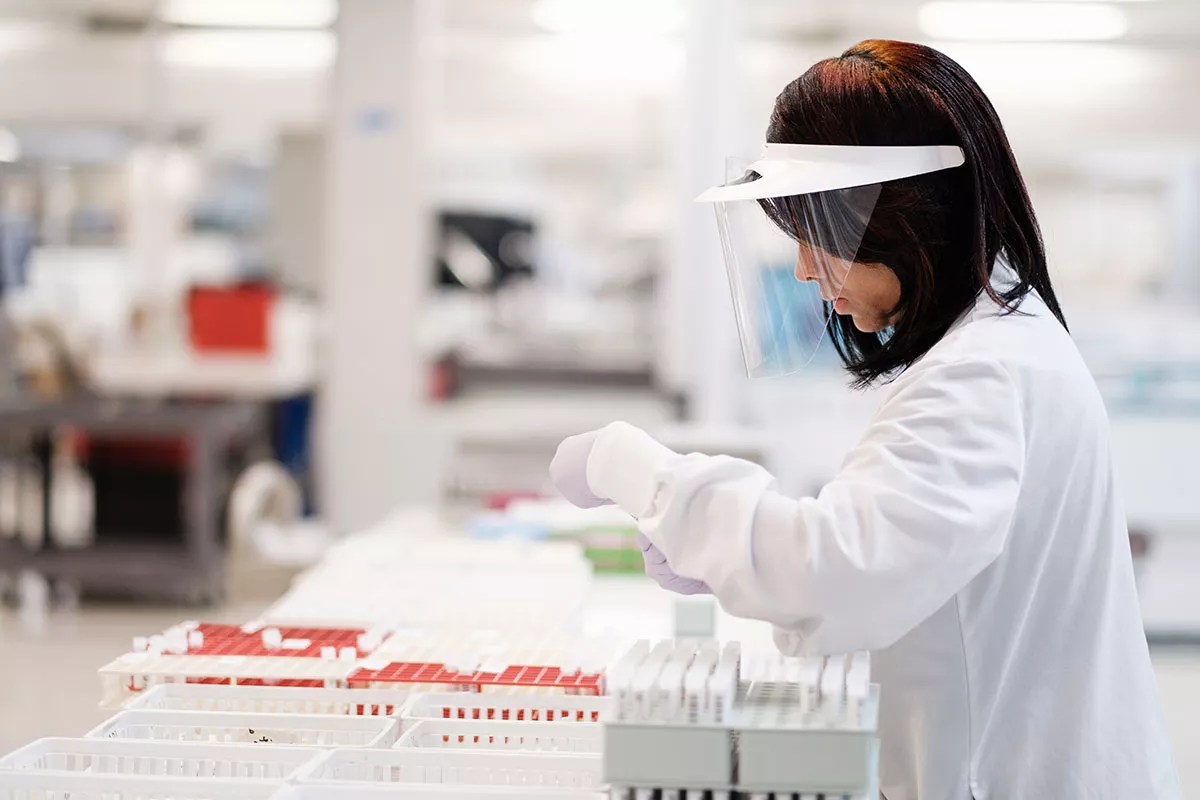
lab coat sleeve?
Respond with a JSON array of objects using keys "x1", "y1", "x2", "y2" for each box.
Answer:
[{"x1": 587, "y1": 357, "x2": 1025, "y2": 655}]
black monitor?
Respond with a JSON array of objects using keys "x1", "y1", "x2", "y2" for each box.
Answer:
[{"x1": 436, "y1": 211, "x2": 535, "y2": 291}]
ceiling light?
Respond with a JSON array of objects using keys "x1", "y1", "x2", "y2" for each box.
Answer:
[
  {"x1": 918, "y1": 2, "x2": 1129, "y2": 41},
  {"x1": 531, "y1": 0, "x2": 685, "y2": 35},
  {"x1": 161, "y1": 0, "x2": 337, "y2": 29},
  {"x1": 0, "y1": 21, "x2": 50, "y2": 55},
  {"x1": 162, "y1": 30, "x2": 336, "y2": 71}
]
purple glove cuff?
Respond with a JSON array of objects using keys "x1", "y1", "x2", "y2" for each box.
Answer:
[{"x1": 637, "y1": 533, "x2": 711, "y2": 596}]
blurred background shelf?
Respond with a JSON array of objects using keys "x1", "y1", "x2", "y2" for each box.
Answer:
[{"x1": 0, "y1": 399, "x2": 263, "y2": 605}]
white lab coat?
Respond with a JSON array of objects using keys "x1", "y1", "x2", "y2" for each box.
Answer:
[{"x1": 586, "y1": 270, "x2": 1180, "y2": 799}]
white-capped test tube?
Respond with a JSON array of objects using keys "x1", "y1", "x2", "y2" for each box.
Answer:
[
  {"x1": 708, "y1": 642, "x2": 741, "y2": 723},
  {"x1": 684, "y1": 642, "x2": 719, "y2": 723},
  {"x1": 820, "y1": 654, "x2": 848, "y2": 723},
  {"x1": 846, "y1": 651, "x2": 871, "y2": 723},
  {"x1": 654, "y1": 642, "x2": 694, "y2": 723},
  {"x1": 261, "y1": 628, "x2": 283, "y2": 650},
  {"x1": 630, "y1": 640, "x2": 674, "y2": 722},
  {"x1": 187, "y1": 630, "x2": 204, "y2": 650},
  {"x1": 339, "y1": 646, "x2": 358, "y2": 662},
  {"x1": 320, "y1": 646, "x2": 337, "y2": 660},
  {"x1": 796, "y1": 657, "x2": 821, "y2": 717},
  {"x1": 609, "y1": 641, "x2": 651, "y2": 722}
]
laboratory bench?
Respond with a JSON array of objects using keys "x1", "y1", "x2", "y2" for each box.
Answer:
[{"x1": 0, "y1": 398, "x2": 263, "y2": 605}]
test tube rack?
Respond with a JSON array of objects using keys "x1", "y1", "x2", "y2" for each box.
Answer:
[
  {"x1": 100, "y1": 621, "x2": 611, "y2": 708},
  {"x1": 126, "y1": 684, "x2": 409, "y2": 717},
  {"x1": 603, "y1": 641, "x2": 879, "y2": 799},
  {"x1": 87, "y1": 710, "x2": 399, "y2": 749}
]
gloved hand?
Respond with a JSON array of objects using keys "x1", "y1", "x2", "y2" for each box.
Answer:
[
  {"x1": 638, "y1": 532, "x2": 711, "y2": 596},
  {"x1": 548, "y1": 429, "x2": 610, "y2": 509}
]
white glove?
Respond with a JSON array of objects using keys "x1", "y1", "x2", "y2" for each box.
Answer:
[
  {"x1": 548, "y1": 429, "x2": 611, "y2": 509},
  {"x1": 550, "y1": 423, "x2": 681, "y2": 517}
]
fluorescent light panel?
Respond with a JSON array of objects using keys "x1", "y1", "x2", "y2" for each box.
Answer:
[
  {"x1": 531, "y1": 0, "x2": 685, "y2": 35},
  {"x1": 162, "y1": 30, "x2": 336, "y2": 71},
  {"x1": 918, "y1": 2, "x2": 1130, "y2": 41},
  {"x1": 161, "y1": 0, "x2": 338, "y2": 29}
]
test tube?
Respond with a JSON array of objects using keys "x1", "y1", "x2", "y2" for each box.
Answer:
[
  {"x1": 820, "y1": 654, "x2": 848, "y2": 723},
  {"x1": 609, "y1": 641, "x2": 650, "y2": 722},
  {"x1": 262, "y1": 628, "x2": 283, "y2": 649},
  {"x1": 630, "y1": 641, "x2": 674, "y2": 722},
  {"x1": 654, "y1": 643, "x2": 693, "y2": 723}
]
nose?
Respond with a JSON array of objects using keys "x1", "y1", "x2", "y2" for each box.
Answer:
[
  {"x1": 794, "y1": 250, "x2": 818, "y2": 283},
  {"x1": 795, "y1": 251, "x2": 833, "y2": 301}
]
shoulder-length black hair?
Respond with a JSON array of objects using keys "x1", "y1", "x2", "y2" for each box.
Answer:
[{"x1": 765, "y1": 39, "x2": 1067, "y2": 386}]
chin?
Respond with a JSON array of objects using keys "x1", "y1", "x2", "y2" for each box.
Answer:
[{"x1": 850, "y1": 314, "x2": 887, "y2": 334}]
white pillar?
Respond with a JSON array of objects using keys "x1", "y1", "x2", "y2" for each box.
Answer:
[
  {"x1": 1167, "y1": 157, "x2": 1200, "y2": 301},
  {"x1": 318, "y1": 0, "x2": 438, "y2": 533},
  {"x1": 663, "y1": 0, "x2": 747, "y2": 425}
]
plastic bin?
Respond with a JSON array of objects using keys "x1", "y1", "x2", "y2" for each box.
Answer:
[
  {"x1": 87, "y1": 710, "x2": 398, "y2": 748},
  {"x1": 188, "y1": 285, "x2": 275, "y2": 354},
  {"x1": 127, "y1": 684, "x2": 408, "y2": 717}
]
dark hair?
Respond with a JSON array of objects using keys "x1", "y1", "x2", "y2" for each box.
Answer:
[{"x1": 764, "y1": 39, "x2": 1067, "y2": 386}]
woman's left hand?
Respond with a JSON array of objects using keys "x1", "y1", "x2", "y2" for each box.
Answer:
[{"x1": 638, "y1": 532, "x2": 711, "y2": 595}]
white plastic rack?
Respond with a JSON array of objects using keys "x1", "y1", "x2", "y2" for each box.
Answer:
[
  {"x1": 404, "y1": 691, "x2": 613, "y2": 724},
  {"x1": 395, "y1": 719, "x2": 602, "y2": 754},
  {"x1": 87, "y1": 710, "x2": 399, "y2": 749},
  {"x1": 0, "y1": 738, "x2": 320, "y2": 781},
  {"x1": 296, "y1": 746, "x2": 602, "y2": 790},
  {"x1": 126, "y1": 684, "x2": 409, "y2": 717}
]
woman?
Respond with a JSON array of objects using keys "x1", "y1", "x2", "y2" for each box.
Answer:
[{"x1": 550, "y1": 40, "x2": 1179, "y2": 799}]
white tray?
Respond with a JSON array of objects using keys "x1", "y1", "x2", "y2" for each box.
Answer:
[
  {"x1": 0, "y1": 738, "x2": 320, "y2": 781},
  {"x1": 296, "y1": 746, "x2": 602, "y2": 789},
  {"x1": 404, "y1": 692, "x2": 612, "y2": 724},
  {"x1": 273, "y1": 784, "x2": 607, "y2": 799},
  {"x1": 395, "y1": 719, "x2": 602, "y2": 754},
  {"x1": 0, "y1": 771, "x2": 280, "y2": 800},
  {"x1": 127, "y1": 684, "x2": 408, "y2": 717},
  {"x1": 87, "y1": 710, "x2": 399, "y2": 748}
]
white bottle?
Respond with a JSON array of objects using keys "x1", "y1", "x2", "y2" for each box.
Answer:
[
  {"x1": 0, "y1": 457, "x2": 19, "y2": 539},
  {"x1": 49, "y1": 433, "x2": 94, "y2": 549},
  {"x1": 17, "y1": 457, "x2": 43, "y2": 551}
]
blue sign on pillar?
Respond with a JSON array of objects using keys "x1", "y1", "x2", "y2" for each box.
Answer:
[{"x1": 356, "y1": 107, "x2": 395, "y2": 134}]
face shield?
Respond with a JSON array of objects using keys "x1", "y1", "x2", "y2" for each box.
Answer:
[{"x1": 696, "y1": 144, "x2": 965, "y2": 378}]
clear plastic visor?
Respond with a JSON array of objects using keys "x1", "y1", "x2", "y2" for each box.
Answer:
[{"x1": 712, "y1": 171, "x2": 881, "y2": 377}]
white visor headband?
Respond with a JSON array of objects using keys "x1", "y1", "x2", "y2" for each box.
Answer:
[{"x1": 695, "y1": 143, "x2": 965, "y2": 203}]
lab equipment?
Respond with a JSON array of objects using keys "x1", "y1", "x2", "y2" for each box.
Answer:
[
  {"x1": 694, "y1": 143, "x2": 964, "y2": 376},
  {"x1": 604, "y1": 641, "x2": 878, "y2": 799}
]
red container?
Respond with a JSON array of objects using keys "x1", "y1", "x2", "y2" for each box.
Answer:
[{"x1": 188, "y1": 284, "x2": 275, "y2": 354}]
